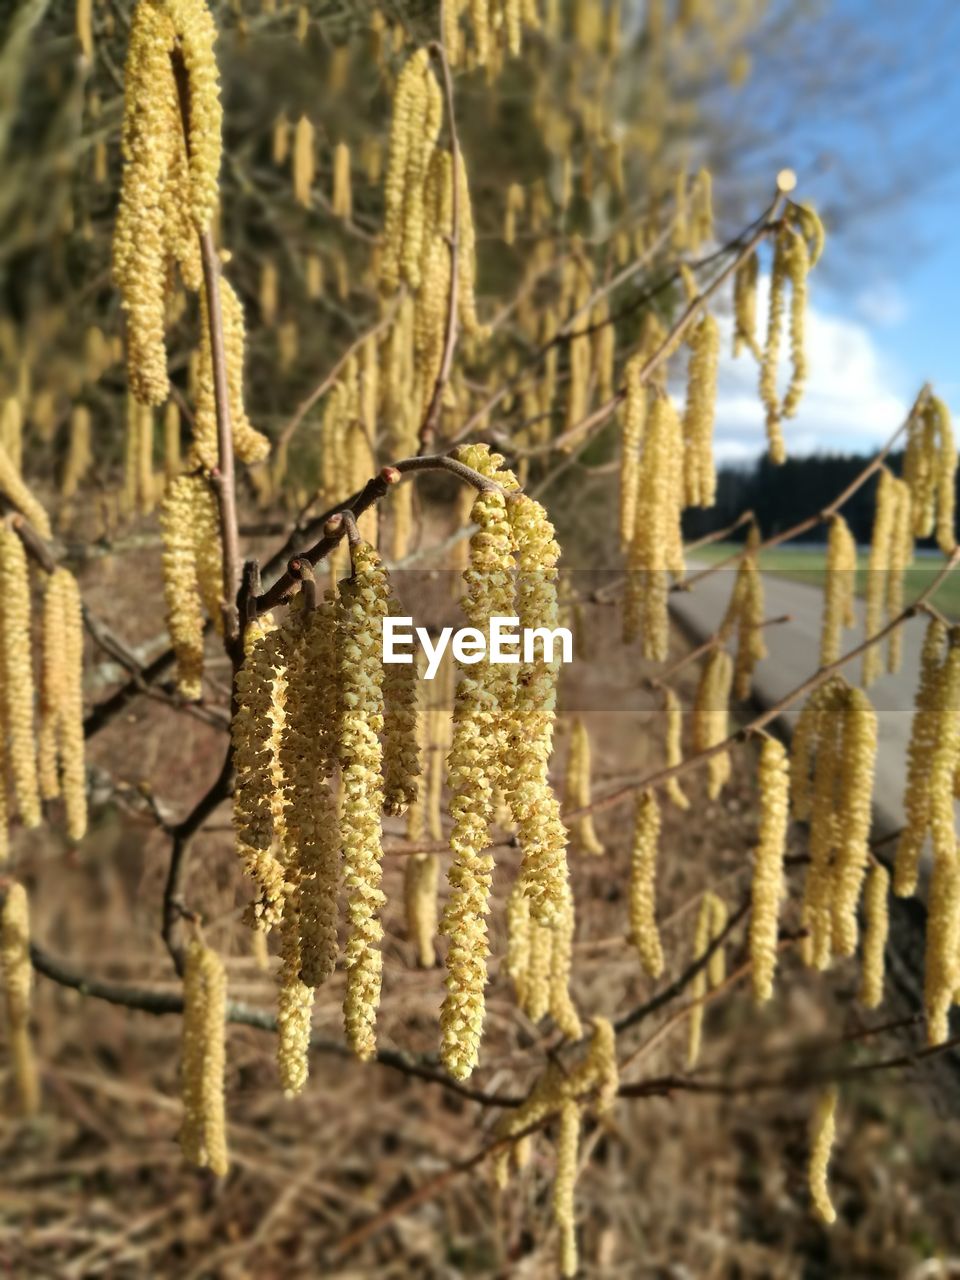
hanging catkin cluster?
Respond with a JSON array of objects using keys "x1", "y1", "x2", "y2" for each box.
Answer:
[
  {"x1": 159, "y1": 474, "x2": 224, "y2": 698},
  {"x1": 820, "y1": 514, "x2": 857, "y2": 665},
  {"x1": 749, "y1": 737, "x2": 790, "y2": 1003},
  {"x1": 505, "y1": 874, "x2": 582, "y2": 1040},
  {"x1": 758, "y1": 203, "x2": 824, "y2": 463},
  {"x1": 624, "y1": 395, "x2": 685, "y2": 659},
  {"x1": 0, "y1": 527, "x2": 41, "y2": 831},
  {"x1": 862, "y1": 466, "x2": 913, "y2": 685},
  {"x1": 113, "y1": 0, "x2": 222, "y2": 404},
  {"x1": 902, "y1": 394, "x2": 956, "y2": 555},
  {"x1": 37, "y1": 569, "x2": 87, "y2": 840},
  {"x1": 790, "y1": 678, "x2": 877, "y2": 969},
  {"x1": 563, "y1": 717, "x2": 605, "y2": 856},
  {"x1": 180, "y1": 939, "x2": 229, "y2": 1177},
  {"x1": 1, "y1": 884, "x2": 39, "y2": 1115},
  {"x1": 440, "y1": 485, "x2": 515, "y2": 1079},
  {"x1": 691, "y1": 648, "x2": 733, "y2": 799},
  {"x1": 720, "y1": 524, "x2": 766, "y2": 699}
]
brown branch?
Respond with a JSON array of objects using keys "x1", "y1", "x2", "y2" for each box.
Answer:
[{"x1": 419, "y1": 36, "x2": 460, "y2": 452}]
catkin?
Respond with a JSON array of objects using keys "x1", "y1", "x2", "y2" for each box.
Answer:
[
  {"x1": 564, "y1": 717, "x2": 605, "y2": 856},
  {"x1": 293, "y1": 116, "x2": 315, "y2": 206},
  {"x1": 0, "y1": 399, "x2": 22, "y2": 475},
  {"x1": 382, "y1": 595, "x2": 421, "y2": 815},
  {"x1": 0, "y1": 528, "x2": 40, "y2": 828},
  {"x1": 440, "y1": 487, "x2": 514, "y2": 1079},
  {"x1": 663, "y1": 687, "x2": 689, "y2": 810},
  {"x1": 893, "y1": 618, "x2": 946, "y2": 896},
  {"x1": 629, "y1": 791, "x2": 664, "y2": 977},
  {"x1": 904, "y1": 395, "x2": 957, "y2": 553},
  {"x1": 41, "y1": 570, "x2": 87, "y2": 840},
  {"x1": 924, "y1": 849, "x2": 960, "y2": 1046},
  {"x1": 832, "y1": 688, "x2": 877, "y2": 957},
  {"x1": 759, "y1": 231, "x2": 788, "y2": 464},
  {"x1": 0, "y1": 440, "x2": 52, "y2": 539},
  {"x1": 338, "y1": 544, "x2": 390, "y2": 1060},
  {"x1": 619, "y1": 355, "x2": 645, "y2": 550},
  {"x1": 808, "y1": 1085, "x2": 838, "y2": 1225},
  {"x1": 1, "y1": 884, "x2": 39, "y2": 1114},
  {"x1": 926, "y1": 631, "x2": 960, "y2": 868},
  {"x1": 723, "y1": 527, "x2": 767, "y2": 699},
  {"x1": 180, "y1": 939, "x2": 229, "y2": 1176},
  {"x1": 692, "y1": 649, "x2": 733, "y2": 800},
  {"x1": 682, "y1": 312, "x2": 719, "y2": 508},
  {"x1": 820, "y1": 514, "x2": 857, "y2": 666},
  {"x1": 862, "y1": 467, "x2": 896, "y2": 688},
  {"x1": 62, "y1": 406, "x2": 92, "y2": 499},
  {"x1": 886, "y1": 476, "x2": 913, "y2": 676},
  {"x1": 159, "y1": 475, "x2": 223, "y2": 698},
  {"x1": 749, "y1": 738, "x2": 789, "y2": 1002},
  {"x1": 859, "y1": 861, "x2": 889, "y2": 1009},
  {"x1": 554, "y1": 1100, "x2": 580, "y2": 1278},
  {"x1": 688, "y1": 891, "x2": 724, "y2": 1069},
  {"x1": 332, "y1": 142, "x2": 352, "y2": 219},
  {"x1": 732, "y1": 250, "x2": 760, "y2": 359}
]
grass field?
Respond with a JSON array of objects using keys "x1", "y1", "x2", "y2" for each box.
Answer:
[{"x1": 692, "y1": 542, "x2": 960, "y2": 618}]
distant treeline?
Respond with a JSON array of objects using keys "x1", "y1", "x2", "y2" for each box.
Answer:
[{"x1": 681, "y1": 450, "x2": 938, "y2": 546}]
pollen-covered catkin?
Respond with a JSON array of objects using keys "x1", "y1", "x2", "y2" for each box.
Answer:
[
  {"x1": 692, "y1": 649, "x2": 733, "y2": 800},
  {"x1": 554, "y1": 1100, "x2": 580, "y2": 1278},
  {"x1": 0, "y1": 527, "x2": 40, "y2": 829},
  {"x1": 564, "y1": 717, "x2": 605, "y2": 856},
  {"x1": 904, "y1": 395, "x2": 957, "y2": 553},
  {"x1": 924, "y1": 849, "x2": 960, "y2": 1046},
  {"x1": 159, "y1": 476, "x2": 207, "y2": 699},
  {"x1": 859, "y1": 862, "x2": 889, "y2": 1009},
  {"x1": 440, "y1": 487, "x2": 515, "y2": 1080},
  {"x1": 55, "y1": 570, "x2": 87, "y2": 841},
  {"x1": 382, "y1": 596, "x2": 421, "y2": 816},
  {"x1": 0, "y1": 440, "x2": 52, "y2": 539},
  {"x1": 276, "y1": 902, "x2": 315, "y2": 1096},
  {"x1": 687, "y1": 893, "x2": 715, "y2": 1069},
  {"x1": 749, "y1": 738, "x2": 789, "y2": 1003},
  {"x1": 293, "y1": 115, "x2": 315, "y2": 206},
  {"x1": 894, "y1": 618, "x2": 946, "y2": 896},
  {"x1": 808, "y1": 1085, "x2": 838, "y2": 1225},
  {"x1": 38, "y1": 574, "x2": 66, "y2": 802},
  {"x1": 820, "y1": 514, "x2": 857, "y2": 665},
  {"x1": 781, "y1": 230, "x2": 810, "y2": 418},
  {"x1": 759, "y1": 231, "x2": 788, "y2": 464},
  {"x1": 619, "y1": 355, "x2": 645, "y2": 549},
  {"x1": 830, "y1": 688, "x2": 877, "y2": 957},
  {"x1": 547, "y1": 880, "x2": 582, "y2": 1041},
  {"x1": 886, "y1": 476, "x2": 913, "y2": 676},
  {"x1": 629, "y1": 791, "x2": 664, "y2": 977},
  {"x1": 732, "y1": 250, "x2": 760, "y2": 359},
  {"x1": 338, "y1": 544, "x2": 390, "y2": 1060},
  {"x1": 862, "y1": 467, "x2": 896, "y2": 687},
  {"x1": 179, "y1": 940, "x2": 229, "y2": 1176},
  {"x1": 1, "y1": 884, "x2": 39, "y2": 1115},
  {"x1": 332, "y1": 141, "x2": 352, "y2": 219},
  {"x1": 682, "y1": 312, "x2": 719, "y2": 508},
  {"x1": 663, "y1": 687, "x2": 689, "y2": 810}
]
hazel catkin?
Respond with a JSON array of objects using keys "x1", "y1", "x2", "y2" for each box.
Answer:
[
  {"x1": 180, "y1": 939, "x2": 229, "y2": 1176},
  {"x1": 629, "y1": 790, "x2": 664, "y2": 977},
  {"x1": 749, "y1": 737, "x2": 789, "y2": 1003},
  {"x1": 808, "y1": 1085, "x2": 838, "y2": 1225},
  {"x1": 0, "y1": 527, "x2": 40, "y2": 829},
  {"x1": 1, "y1": 884, "x2": 39, "y2": 1115}
]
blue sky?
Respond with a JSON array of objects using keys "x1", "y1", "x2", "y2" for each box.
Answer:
[{"x1": 702, "y1": 0, "x2": 960, "y2": 459}]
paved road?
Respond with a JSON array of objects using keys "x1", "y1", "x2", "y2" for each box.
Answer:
[{"x1": 670, "y1": 565, "x2": 932, "y2": 837}]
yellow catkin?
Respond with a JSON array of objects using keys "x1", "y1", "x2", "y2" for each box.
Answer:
[
  {"x1": 619, "y1": 355, "x2": 645, "y2": 550},
  {"x1": 749, "y1": 737, "x2": 789, "y2": 1002},
  {"x1": 732, "y1": 250, "x2": 760, "y2": 359},
  {"x1": 38, "y1": 574, "x2": 65, "y2": 804},
  {"x1": 0, "y1": 440, "x2": 51, "y2": 539},
  {"x1": 924, "y1": 850, "x2": 960, "y2": 1046},
  {"x1": 759, "y1": 231, "x2": 788, "y2": 465},
  {"x1": 260, "y1": 260, "x2": 278, "y2": 326},
  {"x1": 862, "y1": 467, "x2": 896, "y2": 688},
  {"x1": 232, "y1": 616, "x2": 288, "y2": 931},
  {"x1": 504, "y1": 181, "x2": 524, "y2": 246},
  {"x1": 692, "y1": 649, "x2": 733, "y2": 800},
  {"x1": 293, "y1": 115, "x2": 315, "y2": 206},
  {"x1": 564, "y1": 717, "x2": 605, "y2": 856},
  {"x1": 893, "y1": 617, "x2": 947, "y2": 896},
  {"x1": 829, "y1": 688, "x2": 877, "y2": 958},
  {"x1": 272, "y1": 113, "x2": 290, "y2": 166},
  {"x1": 820, "y1": 514, "x2": 857, "y2": 665},
  {"x1": 1, "y1": 399, "x2": 23, "y2": 475},
  {"x1": 61, "y1": 405, "x2": 92, "y2": 499},
  {"x1": 629, "y1": 791, "x2": 664, "y2": 977},
  {"x1": 382, "y1": 595, "x2": 421, "y2": 815},
  {"x1": 885, "y1": 476, "x2": 913, "y2": 675},
  {"x1": 554, "y1": 1100, "x2": 580, "y2": 1278},
  {"x1": 663, "y1": 687, "x2": 689, "y2": 810},
  {"x1": 456, "y1": 153, "x2": 483, "y2": 338},
  {"x1": 1, "y1": 884, "x2": 39, "y2": 1115},
  {"x1": 796, "y1": 683, "x2": 844, "y2": 968},
  {"x1": 687, "y1": 892, "x2": 719, "y2": 1069},
  {"x1": 781, "y1": 230, "x2": 810, "y2": 418},
  {"x1": 0, "y1": 528, "x2": 40, "y2": 828},
  {"x1": 138, "y1": 402, "x2": 156, "y2": 514},
  {"x1": 682, "y1": 312, "x2": 720, "y2": 508},
  {"x1": 276, "y1": 900, "x2": 315, "y2": 1096},
  {"x1": 159, "y1": 475, "x2": 223, "y2": 697},
  {"x1": 51, "y1": 571, "x2": 87, "y2": 840},
  {"x1": 332, "y1": 141, "x2": 352, "y2": 219},
  {"x1": 77, "y1": 0, "x2": 93, "y2": 58},
  {"x1": 548, "y1": 880, "x2": 582, "y2": 1040},
  {"x1": 808, "y1": 1086, "x2": 838, "y2": 1225},
  {"x1": 305, "y1": 252, "x2": 324, "y2": 299},
  {"x1": 926, "y1": 631, "x2": 960, "y2": 868},
  {"x1": 903, "y1": 395, "x2": 956, "y2": 553},
  {"x1": 338, "y1": 546, "x2": 389, "y2": 1060},
  {"x1": 113, "y1": 0, "x2": 221, "y2": 404},
  {"x1": 724, "y1": 527, "x2": 767, "y2": 699},
  {"x1": 440, "y1": 487, "x2": 515, "y2": 1079},
  {"x1": 180, "y1": 940, "x2": 229, "y2": 1176},
  {"x1": 164, "y1": 400, "x2": 181, "y2": 478},
  {"x1": 859, "y1": 861, "x2": 889, "y2": 1009},
  {"x1": 624, "y1": 395, "x2": 683, "y2": 658}
]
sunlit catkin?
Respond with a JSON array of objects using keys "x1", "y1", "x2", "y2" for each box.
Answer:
[
  {"x1": 924, "y1": 850, "x2": 960, "y2": 1045},
  {"x1": 808, "y1": 1086, "x2": 838, "y2": 1225},
  {"x1": 293, "y1": 115, "x2": 315, "y2": 206},
  {"x1": 180, "y1": 940, "x2": 228, "y2": 1176},
  {"x1": 41, "y1": 570, "x2": 87, "y2": 840},
  {"x1": 688, "y1": 892, "x2": 721, "y2": 1068},
  {"x1": 894, "y1": 618, "x2": 946, "y2": 896},
  {"x1": 332, "y1": 141, "x2": 352, "y2": 219},
  {"x1": 820, "y1": 514, "x2": 857, "y2": 666},
  {"x1": 1, "y1": 885, "x2": 38, "y2": 1114},
  {"x1": 682, "y1": 312, "x2": 719, "y2": 508},
  {"x1": 619, "y1": 355, "x2": 645, "y2": 549},
  {"x1": 749, "y1": 738, "x2": 789, "y2": 1003},
  {"x1": 629, "y1": 791, "x2": 664, "y2": 977},
  {"x1": 0, "y1": 440, "x2": 52, "y2": 539},
  {"x1": 554, "y1": 1100, "x2": 580, "y2": 1278},
  {"x1": 830, "y1": 688, "x2": 877, "y2": 957},
  {"x1": 759, "y1": 231, "x2": 788, "y2": 464},
  {"x1": 382, "y1": 595, "x2": 421, "y2": 815},
  {"x1": 862, "y1": 467, "x2": 896, "y2": 687},
  {"x1": 904, "y1": 395, "x2": 957, "y2": 554},
  {"x1": 159, "y1": 476, "x2": 213, "y2": 698},
  {"x1": 338, "y1": 544, "x2": 390, "y2": 1060},
  {"x1": 859, "y1": 862, "x2": 889, "y2": 1009},
  {"x1": 732, "y1": 250, "x2": 760, "y2": 359},
  {"x1": 926, "y1": 630, "x2": 960, "y2": 868},
  {"x1": 440, "y1": 487, "x2": 514, "y2": 1079},
  {"x1": 692, "y1": 649, "x2": 733, "y2": 800},
  {"x1": 564, "y1": 717, "x2": 605, "y2": 856},
  {"x1": 0, "y1": 528, "x2": 40, "y2": 828}
]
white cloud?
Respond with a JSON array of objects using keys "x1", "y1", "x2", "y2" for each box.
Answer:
[{"x1": 677, "y1": 275, "x2": 912, "y2": 463}]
